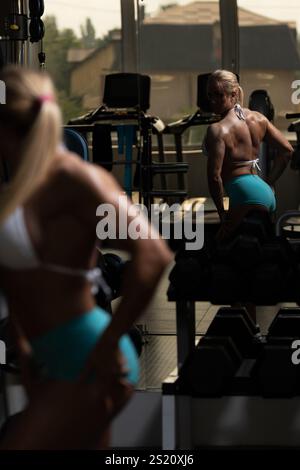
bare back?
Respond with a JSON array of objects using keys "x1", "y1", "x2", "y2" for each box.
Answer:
[
  {"x1": 0, "y1": 150, "x2": 111, "y2": 338},
  {"x1": 206, "y1": 107, "x2": 292, "y2": 185},
  {"x1": 215, "y1": 108, "x2": 267, "y2": 182}
]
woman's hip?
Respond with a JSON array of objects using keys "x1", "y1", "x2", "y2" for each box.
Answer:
[
  {"x1": 30, "y1": 306, "x2": 139, "y2": 385},
  {"x1": 224, "y1": 174, "x2": 276, "y2": 212}
]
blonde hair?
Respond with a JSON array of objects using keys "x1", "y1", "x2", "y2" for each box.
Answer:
[
  {"x1": 0, "y1": 66, "x2": 62, "y2": 224},
  {"x1": 208, "y1": 69, "x2": 244, "y2": 106}
]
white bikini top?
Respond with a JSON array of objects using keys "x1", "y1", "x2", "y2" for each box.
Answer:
[
  {"x1": 201, "y1": 104, "x2": 261, "y2": 171},
  {"x1": 0, "y1": 206, "x2": 110, "y2": 297}
]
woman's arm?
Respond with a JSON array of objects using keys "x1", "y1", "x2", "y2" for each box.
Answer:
[
  {"x1": 206, "y1": 124, "x2": 226, "y2": 220},
  {"x1": 263, "y1": 118, "x2": 294, "y2": 185},
  {"x1": 62, "y1": 157, "x2": 173, "y2": 380},
  {"x1": 91, "y1": 168, "x2": 172, "y2": 339}
]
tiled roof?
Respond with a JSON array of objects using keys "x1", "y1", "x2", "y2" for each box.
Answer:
[{"x1": 144, "y1": 1, "x2": 295, "y2": 27}]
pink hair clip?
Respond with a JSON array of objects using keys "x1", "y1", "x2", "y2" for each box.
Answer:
[{"x1": 38, "y1": 94, "x2": 55, "y2": 104}]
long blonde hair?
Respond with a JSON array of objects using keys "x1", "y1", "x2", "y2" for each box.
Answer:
[
  {"x1": 208, "y1": 69, "x2": 244, "y2": 106},
  {"x1": 0, "y1": 66, "x2": 62, "y2": 224}
]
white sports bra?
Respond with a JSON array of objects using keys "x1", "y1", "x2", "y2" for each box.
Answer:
[{"x1": 0, "y1": 206, "x2": 110, "y2": 296}]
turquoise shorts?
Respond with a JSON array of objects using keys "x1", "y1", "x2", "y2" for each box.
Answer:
[
  {"x1": 224, "y1": 174, "x2": 276, "y2": 212},
  {"x1": 30, "y1": 306, "x2": 139, "y2": 385}
]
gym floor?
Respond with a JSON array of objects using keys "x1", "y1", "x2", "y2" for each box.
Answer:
[{"x1": 111, "y1": 251, "x2": 297, "y2": 390}]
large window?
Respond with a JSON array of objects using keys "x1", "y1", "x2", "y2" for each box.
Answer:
[
  {"x1": 42, "y1": 1, "x2": 223, "y2": 134},
  {"x1": 237, "y1": 0, "x2": 300, "y2": 133},
  {"x1": 43, "y1": 0, "x2": 122, "y2": 123},
  {"x1": 137, "y1": 0, "x2": 221, "y2": 126}
]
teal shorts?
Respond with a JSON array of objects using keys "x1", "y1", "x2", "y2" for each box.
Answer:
[
  {"x1": 224, "y1": 174, "x2": 276, "y2": 212},
  {"x1": 30, "y1": 306, "x2": 139, "y2": 385}
]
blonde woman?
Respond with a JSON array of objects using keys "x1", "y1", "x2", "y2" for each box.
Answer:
[
  {"x1": 203, "y1": 69, "x2": 293, "y2": 241},
  {"x1": 0, "y1": 66, "x2": 172, "y2": 449}
]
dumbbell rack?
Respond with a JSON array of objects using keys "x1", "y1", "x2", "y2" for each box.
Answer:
[
  {"x1": 163, "y1": 311, "x2": 300, "y2": 450},
  {"x1": 163, "y1": 211, "x2": 300, "y2": 450}
]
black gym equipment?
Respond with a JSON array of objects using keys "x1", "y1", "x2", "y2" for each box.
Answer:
[
  {"x1": 249, "y1": 89, "x2": 274, "y2": 122},
  {"x1": 209, "y1": 263, "x2": 241, "y2": 305},
  {"x1": 29, "y1": 0, "x2": 44, "y2": 18},
  {"x1": 252, "y1": 337, "x2": 300, "y2": 397},
  {"x1": 68, "y1": 72, "x2": 188, "y2": 214},
  {"x1": 94, "y1": 253, "x2": 144, "y2": 358},
  {"x1": 69, "y1": 73, "x2": 152, "y2": 124},
  {"x1": 215, "y1": 233, "x2": 262, "y2": 270},
  {"x1": 179, "y1": 336, "x2": 242, "y2": 396},
  {"x1": 128, "y1": 325, "x2": 144, "y2": 357},
  {"x1": 171, "y1": 206, "x2": 300, "y2": 304},
  {"x1": 173, "y1": 303, "x2": 300, "y2": 397},
  {"x1": 168, "y1": 203, "x2": 300, "y2": 400},
  {"x1": 205, "y1": 307, "x2": 259, "y2": 358},
  {"x1": 2, "y1": 0, "x2": 45, "y2": 67},
  {"x1": 177, "y1": 306, "x2": 265, "y2": 396},
  {"x1": 5, "y1": 0, "x2": 45, "y2": 44},
  {"x1": 267, "y1": 308, "x2": 300, "y2": 339},
  {"x1": 28, "y1": 0, "x2": 45, "y2": 43},
  {"x1": 101, "y1": 253, "x2": 127, "y2": 300},
  {"x1": 95, "y1": 252, "x2": 127, "y2": 309},
  {"x1": 103, "y1": 73, "x2": 151, "y2": 112},
  {"x1": 4, "y1": 13, "x2": 28, "y2": 41},
  {"x1": 29, "y1": 17, "x2": 44, "y2": 43},
  {"x1": 169, "y1": 209, "x2": 281, "y2": 304},
  {"x1": 169, "y1": 256, "x2": 210, "y2": 300}
]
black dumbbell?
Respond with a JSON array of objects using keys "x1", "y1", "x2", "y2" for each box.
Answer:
[
  {"x1": 102, "y1": 253, "x2": 128, "y2": 299},
  {"x1": 252, "y1": 337, "x2": 300, "y2": 397},
  {"x1": 252, "y1": 263, "x2": 286, "y2": 305},
  {"x1": 238, "y1": 210, "x2": 274, "y2": 242},
  {"x1": 289, "y1": 243, "x2": 300, "y2": 262},
  {"x1": 210, "y1": 264, "x2": 241, "y2": 304},
  {"x1": 253, "y1": 308, "x2": 300, "y2": 397},
  {"x1": 268, "y1": 308, "x2": 300, "y2": 338},
  {"x1": 261, "y1": 238, "x2": 291, "y2": 265},
  {"x1": 128, "y1": 325, "x2": 144, "y2": 357},
  {"x1": 169, "y1": 257, "x2": 210, "y2": 298},
  {"x1": 215, "y1": 234, "x2": 262, "y2": 270},
  {"x1": 175, "y1": 242, "x2": 212, "y2": 267},
  {"x1": 217, "y1": 306, "x2": 258, "y2": 333},
  {"x1": 179, "y1": 336, "x2": 242, "y2": 396},
  {"x1": 232, "y1": 235, "x2": 262, "y2": 269},
  {"x1": 206, "y1": 307, "x2": 260, "y2": 357}
]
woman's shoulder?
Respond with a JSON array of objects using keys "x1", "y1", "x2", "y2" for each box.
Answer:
[
  {"x1": 51, "y1": 148, "x2": 88, "y2": 174},
  {"x1": 48, "y1": 149, "x2": 121, "y2": 204},
  {"x1": 243, "y1": 107, "x2": 268, "y2": 124},
  {"x1": 50, "y1": 150, "x2": 107, "y2": 185},
  {"x1": 206, "y1": 122, "x2": 224, "y2": 141},
  {"x1": 202, "y1": 123, "x2": 225, "y2": 156}
]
